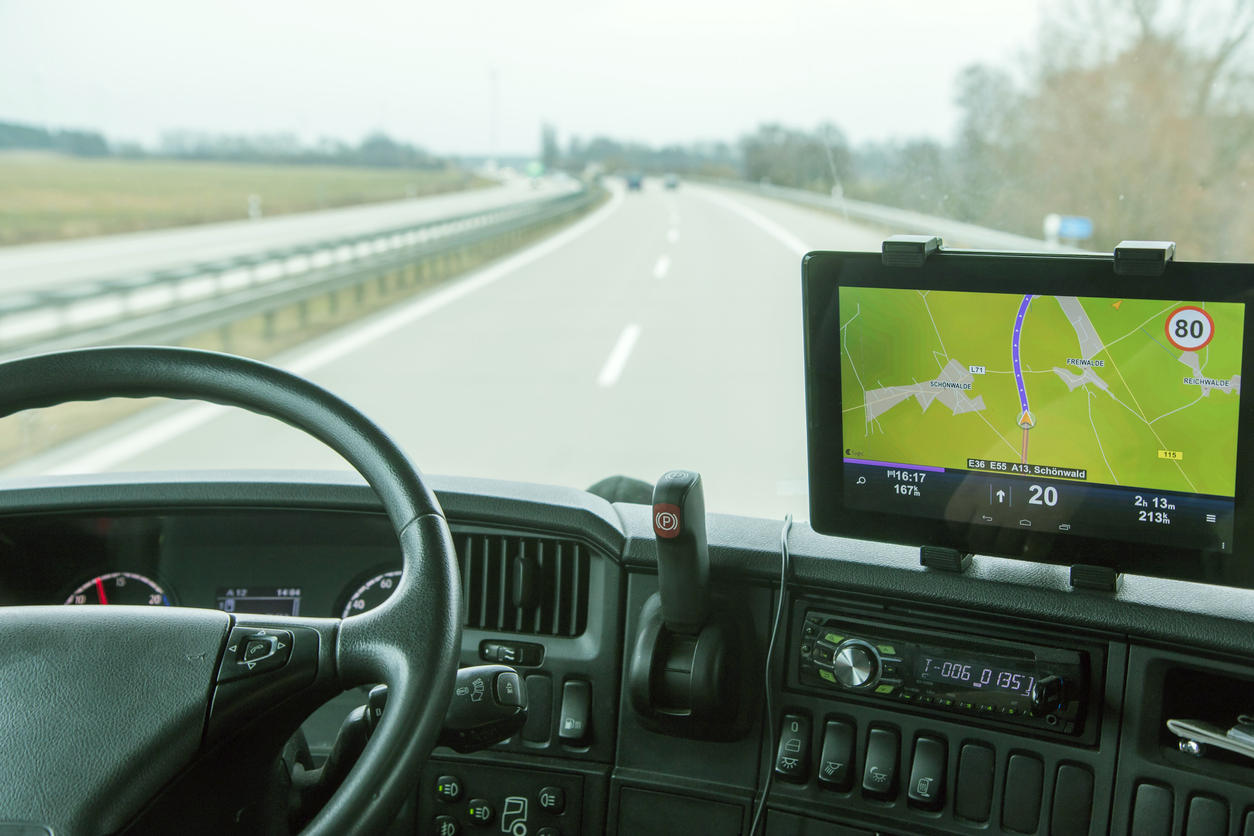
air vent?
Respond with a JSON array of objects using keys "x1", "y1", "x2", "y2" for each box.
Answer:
[{"x1": 457, "y1": 533, "x2": 591, "y2": 637}]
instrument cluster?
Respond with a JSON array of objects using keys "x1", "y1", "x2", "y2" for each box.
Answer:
[{"x1": 0, "y1": 509, "x2": 406, "y2": 618}]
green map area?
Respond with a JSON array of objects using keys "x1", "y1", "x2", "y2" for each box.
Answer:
[{"x1": 840, "y1": 287, "x2": 1245, "y2": 496}]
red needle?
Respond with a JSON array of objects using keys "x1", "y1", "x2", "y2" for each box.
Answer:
[{"x1": 94, "y1": 577, "x2": 109, "y2": 605}]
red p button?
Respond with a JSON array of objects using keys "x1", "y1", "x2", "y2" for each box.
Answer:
[{"x1": 653, "y1": 504, "x2": 681, "y2": 539}]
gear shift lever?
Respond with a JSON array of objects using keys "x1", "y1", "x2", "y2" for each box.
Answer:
[{"x1": 652, "y1": 469, "x2": 711, "y2": 634}]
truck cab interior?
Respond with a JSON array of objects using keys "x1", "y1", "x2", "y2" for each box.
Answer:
[{"x1": 3, "y1": 3, "x2": 1254, "y2": 836}]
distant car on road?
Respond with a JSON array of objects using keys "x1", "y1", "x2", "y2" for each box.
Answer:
[
  {"x1": 664, "y1": 173, "x2": 680, "y2": 189},
  {"x1": 625, "y1": 172, "x2": 643, "y2": 191}
]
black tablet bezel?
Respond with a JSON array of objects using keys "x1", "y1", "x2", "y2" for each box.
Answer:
[{"x1": 802, "y1": 249, "x2": 1254, "y2": 588}]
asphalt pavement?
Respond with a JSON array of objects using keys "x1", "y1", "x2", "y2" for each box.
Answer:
[
  {"x1": 2, "y1": 179, "x2": 888, "y2": 520},
  {"x1": 0, "y1": 176, "x2": 576, "y2": 296}
]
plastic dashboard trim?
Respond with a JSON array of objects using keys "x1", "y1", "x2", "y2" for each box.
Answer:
[{"x1": 1, "y1": 469, "x2": 1253, "y2": 658}]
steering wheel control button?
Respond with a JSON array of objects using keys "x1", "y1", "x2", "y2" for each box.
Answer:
[
  {"x1": 817, "y1": 720, "x2": 854, "y2": 791},
  {"x1": 433, "y1": 815, "x2": 460, "y2": 836},
  {"x1": 907, "y1": 736, "x2": 947, "y2": 810},
  {"x1": 557, "y1": 680, "x2": 591, "y2": 746},
  {"x1": 538, "y1": 785, "x2": 565, "y2": 814},
  {"x1": 435, "y1": 775, "x2": 463, "y2": 803},
  {"x1": 467, "y1": 799, "x2": 494, "y2": 826},
  {"x1": 861, "y1": 726, "x2": 900, "y2": 799},
  {"x1": 833, "y1": 640, "x2": 880, "y2": 689},
  {"x1": 774, "y1": 714, "x2": 811, "y2": 782},
  {"x1": 495, "y1": 671, "x2": 524, "y2": 707},
  {"x1": 215, "y1": 627, "x2": 293, "y2": 682}
]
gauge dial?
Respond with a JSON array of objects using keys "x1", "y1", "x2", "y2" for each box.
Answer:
[
  {"x1": 341, "y1": 570, "x2": 401, "y2": 618},
  {"x1": 65, "y1": 572, "x2": 171, "y2": 606}
]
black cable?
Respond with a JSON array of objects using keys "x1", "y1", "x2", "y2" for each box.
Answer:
[{"x1": 749, "y1": 513, "x2": 793, "y2": 836}]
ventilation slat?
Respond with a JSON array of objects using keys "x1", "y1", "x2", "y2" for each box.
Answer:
[{"x1": 451, "y1": 532, "x2": 591, "y2": 638}]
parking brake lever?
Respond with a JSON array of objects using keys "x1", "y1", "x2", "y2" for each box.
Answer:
[{"x1": 652, "y1": 469, "x2": 711, "y2": 634}]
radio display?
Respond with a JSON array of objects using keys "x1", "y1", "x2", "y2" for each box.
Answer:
[{"x1": 916, "y1": 653, "x2": 1035, "y2": 697}]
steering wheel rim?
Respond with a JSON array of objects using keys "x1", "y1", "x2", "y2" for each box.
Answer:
[{"x1": 0, "y1": 346, "x2": 462, "y2": 836}]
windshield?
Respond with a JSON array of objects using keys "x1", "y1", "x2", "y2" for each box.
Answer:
[{"x1": 1, "y1": 0, "x2": 1251, "y2": 518}]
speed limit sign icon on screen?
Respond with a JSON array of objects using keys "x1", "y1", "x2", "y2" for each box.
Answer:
[{"x1": 1165, "y1": 306, "x2": 1215, "y2": 351}]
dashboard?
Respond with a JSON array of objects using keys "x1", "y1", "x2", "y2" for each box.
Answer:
[{"x1": 4, "y1": 468, "x2": 1254, "y2": 836}]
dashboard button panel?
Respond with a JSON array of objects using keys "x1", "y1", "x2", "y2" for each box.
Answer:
[
  {"x1": 1001, "y1": 753, "x2": 1043, "y2": 833},
  {"x1": 861, "y1": 727, "x2": 899, "y2": 798},
  {"x1": 1049, "y1": 763, "x2": 1094, "y2": 836},
  {"x1": 907, "y1": 736, "x2": 946, "y2": 810},
  {"x1": 775, "y1": 714, "x2": 811, "y2": 782},
  {"x1": 954, "y1": 743, "x2": 995, "y2": 823},
  {"x1": 817, "y1": 720, "x2": 854, "y2": 791}
]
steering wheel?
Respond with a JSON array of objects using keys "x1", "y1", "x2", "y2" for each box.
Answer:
[{"x1": 0, "y1": 347, "x2": 461, "y2": 836}]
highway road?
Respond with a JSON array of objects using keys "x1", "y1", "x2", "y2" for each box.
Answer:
[
  {"x1": 2, "y1": 180, "x2": 887, "y2": 520},
  {"x1": 0, "y1": 176, "x2": 576, "y2": 296}
]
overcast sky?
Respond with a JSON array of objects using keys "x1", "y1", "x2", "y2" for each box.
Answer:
[{"x1": 0, "y1": 0, "x2": 1042, "y2": 155}]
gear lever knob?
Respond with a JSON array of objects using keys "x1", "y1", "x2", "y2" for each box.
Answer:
[{"x1": 652, "y1": 470, "x2": 710, "y2": 634}]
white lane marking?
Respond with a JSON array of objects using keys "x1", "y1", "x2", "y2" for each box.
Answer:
[
  {"x1": 667, "y1": 228, "x2": 680, "y2": 243},
  {"x1": 653, "y1": 255, "x2": 671, "y2": 279},
  {"x1": 41, "y1": 187, "x2": 628, "y2": 475},
  {"x1": 688, "y1": 186, "x2": 810, "y2": 257},
  {"x1": 597, "y1": 324, "x2": 641, "y2": 387}
]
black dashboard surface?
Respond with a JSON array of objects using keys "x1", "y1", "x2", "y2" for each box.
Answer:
[{"x1": 4, "y1": 469, "x2": 1254, "y2": 836}]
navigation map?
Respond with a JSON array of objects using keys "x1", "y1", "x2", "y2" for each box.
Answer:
[{"x1": 839, "y1": 287, "x2": 1245, "y2": 497}]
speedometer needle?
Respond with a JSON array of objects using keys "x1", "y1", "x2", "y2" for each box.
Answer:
[{"x1": 95, "y1": 577, "x2": 109, "y2": 605}]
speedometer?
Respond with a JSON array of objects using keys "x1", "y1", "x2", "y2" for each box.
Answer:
[
  {"x1": 65, "y1": 572, "x2": 171, "y2": 606},
  {"x1": 340, "y1": 570, "x2": 401, "y2": 617}
]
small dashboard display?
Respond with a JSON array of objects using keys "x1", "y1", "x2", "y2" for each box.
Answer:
[
  {"x1": 216, "y1": 586, "x2": 302, "y2": 616},
  {"x1": 836, "y1": 286, "x2": 1243, "y2": 554},
  {"x1": 915, "y1": 653, "x2": 1035, "y2": 697}
]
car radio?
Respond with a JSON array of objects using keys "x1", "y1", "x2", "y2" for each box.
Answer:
[{"x1": 797, "y1": 610, "x2": 1089, "y2": 736}]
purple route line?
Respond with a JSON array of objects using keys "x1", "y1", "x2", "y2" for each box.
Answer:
[
  {"x1": 1012, "y1": 295, "x2": 1032, "y2": 413},
  {"x1": 844, "y1": 458, "x2": 945, "y2": 473}
]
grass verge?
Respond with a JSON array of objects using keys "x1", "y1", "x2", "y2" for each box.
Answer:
[{"x1": 0, "y1": 152, "x2": 487, "y2": 246}]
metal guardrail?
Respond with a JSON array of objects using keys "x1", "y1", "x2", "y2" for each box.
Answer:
[
  {"x1": 707, "y1": 179, "x2": 1086, "y2": 253},
  {"x1": 0, "y1": 187, "x2": 597, "y2": 358}
]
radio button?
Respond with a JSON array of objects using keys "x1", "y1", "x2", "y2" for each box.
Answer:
[
  {"x1": 874, "y1": 684, "x2": 895, "y2": 695},
  {"x1": 862, "y1": 727, "x2": 900, "y2": 799},
  {"x1": 877, "y1": 644, "x2": 897, "y2": 656},
  {"x1": 823, "y1": 632, "x2": 844, "y2": 645},
  {"x1": 813, "y1": 642, "x2": 836, "y2": 667},
  {"x1": 833, "y1": 641, "x2": 879, "y2": 689},
  {"x1": 907, "y1": 737, "x2": 946, "y2": 810},
  {"x1": 817, "y1": 721, "x2": 855, "y2": 791}
]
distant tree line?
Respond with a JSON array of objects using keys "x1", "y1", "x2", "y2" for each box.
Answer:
[
  {"x1": 0, "y1": 121, "x2": 109, "y2": 156},
  {"x1": 0, "y1": 119, "x2": 449, "y2": 170},
  {"x1": 551, "y1": 0, "x2": 1254, "y2": 261}
]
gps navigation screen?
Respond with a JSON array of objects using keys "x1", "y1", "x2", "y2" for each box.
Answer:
[{"x1": 838, "y1": 287, "x2": 1244, "y2": 553}]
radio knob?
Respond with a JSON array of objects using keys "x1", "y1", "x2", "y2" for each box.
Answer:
[
  {"x1": 833, "y1": 641, "x2": 880, "y2": 689},
  {"x1": 1031, "y1": 675, "x2": 1066, "y2": 713}
]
